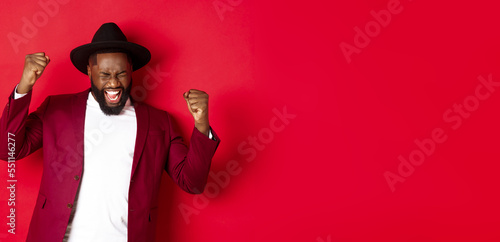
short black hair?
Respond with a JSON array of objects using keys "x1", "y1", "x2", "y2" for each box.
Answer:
[{"x1": 88, "y1": 49, "x2": 132, "y2": 66}]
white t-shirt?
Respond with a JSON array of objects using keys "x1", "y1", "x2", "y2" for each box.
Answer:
[{"x1": 66, "y1": 92, "x2": 137, "y2": 242}]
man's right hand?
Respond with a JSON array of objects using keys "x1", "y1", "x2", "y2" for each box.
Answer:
[{"x1": 17, "y1": 52, "x2": 50, "y2": 94}]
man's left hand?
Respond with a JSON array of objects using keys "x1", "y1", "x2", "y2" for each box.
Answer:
[{"x1": 184, "y1": 89, "x2": 210, "y2": 136}]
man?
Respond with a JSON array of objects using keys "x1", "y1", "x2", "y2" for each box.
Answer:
[{"x1": 0, "y1": 22, "x2": 220, "y2": 242}]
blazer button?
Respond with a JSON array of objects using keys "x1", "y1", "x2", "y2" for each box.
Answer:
[
  {"x1": 67, "y1": 203, "x2": 73, "y2": 208},
  {"x1": 130, "y1": 179, "x2": 134, "y2": 183},
  {"x1": 74, "y1": 175, "x2": 80, "y2": 180}
]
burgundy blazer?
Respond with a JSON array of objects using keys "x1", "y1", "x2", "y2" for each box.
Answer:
[{"x1": 0, "y1": 88, "x2": 220, "y2": 242}]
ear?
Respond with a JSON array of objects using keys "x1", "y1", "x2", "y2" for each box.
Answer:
[{"x1": 87, "y1": 65, "x2": 91, "y2": 78}]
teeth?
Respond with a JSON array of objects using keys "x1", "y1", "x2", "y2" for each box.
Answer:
[{"x1": 105, "y1": 90, "x2": 120, "y2": 101}]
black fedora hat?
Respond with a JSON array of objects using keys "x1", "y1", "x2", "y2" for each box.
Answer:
[{"x1": 70, "y1": 22, "x2": 151, "y2": 75}]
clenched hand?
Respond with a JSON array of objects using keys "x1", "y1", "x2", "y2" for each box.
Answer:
[
  {"x1": 183, "y1": 89, "x2": 210, "y2": 136},
  {"x1": 18, "y1": 52, "x2": 50, "y2": 94}
]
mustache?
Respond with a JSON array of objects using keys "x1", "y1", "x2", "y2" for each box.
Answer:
[{"x1": 102, "y1": 87, "x2": 124, "y2": 92}]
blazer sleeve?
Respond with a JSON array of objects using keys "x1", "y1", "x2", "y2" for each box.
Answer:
[
  {"x1": 164, "y1": 113, "x2": 220, "y2": 194},
  {"x1": 0, "y1": 87, "x2": 49, "y2": 161}
]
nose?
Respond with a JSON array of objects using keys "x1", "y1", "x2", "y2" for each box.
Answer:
[{"x1": 107, "y1": 76, "x2": 120, "y2": 88}]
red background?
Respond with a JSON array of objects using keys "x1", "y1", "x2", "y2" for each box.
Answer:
[{"x1": 1, "y1": 0, "x2": 500, "y2": 241}]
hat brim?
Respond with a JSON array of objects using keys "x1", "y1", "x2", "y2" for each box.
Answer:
[{"x1": 70, "y1": 41, "x2": 151, "y2": 75}]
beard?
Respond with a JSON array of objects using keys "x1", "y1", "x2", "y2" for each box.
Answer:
[{"x1": 90, "y1": 78, "x2": 132, "y2": 115}]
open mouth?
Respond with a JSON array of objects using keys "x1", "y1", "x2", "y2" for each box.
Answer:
[{"x1": 104, "y1": 89, "x2": 122, "y2": 104}]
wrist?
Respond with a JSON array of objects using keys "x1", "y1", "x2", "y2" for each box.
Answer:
[
  {"x1": 194, "y1": 122, "x2": 210, "y2": 136},
  {"x1": 17, "y1": 82, "x2": 33, "y2": 94}
]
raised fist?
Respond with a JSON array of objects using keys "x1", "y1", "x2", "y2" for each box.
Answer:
[
  {"x1": 18, "y1": 52, "x2": 50, "y2": 94},
  {"x1": 183, "y1": 89, "x2": 210, "y2": 136}
]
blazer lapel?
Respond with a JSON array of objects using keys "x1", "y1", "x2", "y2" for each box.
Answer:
[
  {"x1": 131, "y1": 102, "x2": 149, "y2": 178},
  {"x1": 71, "y1": 89, "x2": 91, "y2": 158}
]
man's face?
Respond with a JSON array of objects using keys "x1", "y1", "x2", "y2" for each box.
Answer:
[{"x1": 87, "y1": 52, "x2": 133, "y2": 115}]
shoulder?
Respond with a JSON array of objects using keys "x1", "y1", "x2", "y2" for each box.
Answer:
[
  {"x1": 33, "y1": 89, "x2": 89, "y2": 118},
  {"x1": 44, "y1": 89, "x2": 89, "y2": 103},
  {"x1": 136, "y1": 101, "x2": 170, "y2": 117},
  {"x1": 134, "y1": 101, "x2": 172, "y2": 127}
]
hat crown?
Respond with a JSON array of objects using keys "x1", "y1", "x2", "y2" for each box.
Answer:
[{"x1": 91, "y1": 22, "x2": 127, "y2": 43}]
